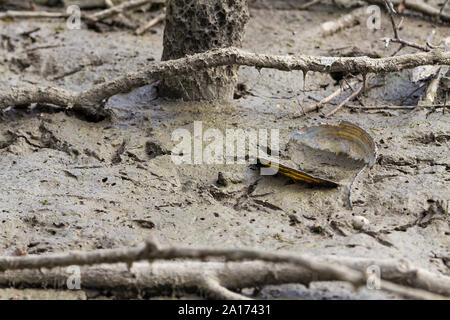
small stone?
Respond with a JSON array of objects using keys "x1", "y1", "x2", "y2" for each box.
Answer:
[
  {"x1": 145, "y1": 140, "x2": 168, "y2": 159},
  {"x1": 310, "y1": 224, "x2": 325, "y2": 234},
  {"x1": 288, "y1": 214, "x2": 301, "y2": 226},
  {"x1": 333, "y1": 212, "x2": 345, "y2": 219},
  {"x1": 352, "y1": 216, "x2": 370, "y2": 230},
  {"x1": 217, "y1": 172, "x2": 228, "y2": 187}
]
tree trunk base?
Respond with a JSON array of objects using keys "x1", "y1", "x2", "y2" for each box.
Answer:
[{"x1": 159, "y1": 0, "x2": 249, "y2": 101}]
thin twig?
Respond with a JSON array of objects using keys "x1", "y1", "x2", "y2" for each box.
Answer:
[
  {"x1": 347, "y1": 104, "x2": 449, "y2": 110},
  {"x1": 0, "y1": 11, "x2": 69, "y2": 20},
  {"x1": 363, "y1": 0, "x2": 450, "y2": 22},
  {"x1": 135, "y1": 8, "x2": 165, "y2": 35},
  {"x1": 440, "y1": 0, "x2": 450, "y2": 19},
  {"x1": 419, "y1": 67, "x2": 447, "y2": 106},
  {"x1": 321, "y1": 6, "x2": 366, "y2": 36},
  {"x1": 382, "y1": 0, "x2": 431, "y2": 52},
  {"x1": 0, "y1": 0, "x2": 159, "y2": 23},
  {"x1": 384, "y1": 0, "x2": 400, "y2": 39},
  {"x1": 325, "y1": 81, "x2": 365, "y2": 117},
  {"x1": 88, "y1": 0, "x2": 156, "y2": 23},
  {"x1": 347, "y1": 164, "x2": 368, "y2": 209},
  {"x1": 298, "y1": 0, "x2": 322, "y2": 10}
]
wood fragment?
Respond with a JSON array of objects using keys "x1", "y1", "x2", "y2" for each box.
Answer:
[
  {"x1": 0, "y1": 0, "x2": 160, "y2": 23},
  {"x1": 320, "y1": 7, "x2": 366, "y2": 36},
  {"x1": 381, "y1": 0, "x2": 432, "y2": 52},
  {"x1": 325, "y1": 82, "x2": 364, "y2": 117},
  {"x1": 135, "y1": 8, "x2": 165, "y2": 35},
  {"x1": 0, "y1": 10, "x2": 69, "y2": 20},
  {"x1": 88, "y1": 0, "x2": 156, "y2": 23},
  {"x1": 419, "y1": 67, "x2": 447, "y2": 106},
  {"x1": 298, "y1": 0, "x2": 322, "y2": 10},
  {"x1": 364, "y1": 0, "x2": 450, "y2": 22}
]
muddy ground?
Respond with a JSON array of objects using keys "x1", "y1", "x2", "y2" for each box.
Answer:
[{"x1": 0, "y1": 1, "x2": 449, "y2": 299}]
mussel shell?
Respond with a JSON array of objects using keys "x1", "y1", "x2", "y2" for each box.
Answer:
[{"x1": 258, "y1": 158, "x2": 339, "y2": 188}]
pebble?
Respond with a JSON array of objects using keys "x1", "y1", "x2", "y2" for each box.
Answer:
[
  {"x1": 352, "y1": 216, "x2": 370, "y2": 230},
  {"x1": 217, "y1": 172, "x2": 228, "y2": 187}
]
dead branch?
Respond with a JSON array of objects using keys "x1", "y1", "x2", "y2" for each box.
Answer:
[
  {"x1": 0, "y1": 0, "x2": 157, "y2": 23},
  {"x1": 347, "y1": 104, "x2": 449, "y2": 110},
  {"x1": 0, "y1": 261, "x2": 333, "y2": 299},
  {"x1": 323, "y1": 256, "x2": 450, "y2": 297},
  {"x1": 88, "y1": 0, "x2": 156, "y2": 23},
  {"x1": 298, "y1": 0, "x2": 322, "y2": 10},
  {"x1": 304, "y1": 79, "x2": 358, "y2": 113},
  {"x1": 321, "y1": 6, "x2": 366, "y2": 36},
  {"x1": 0, "y1": 260, "x2": 441, "y2": 300},
  {"x1": 325, "y1": 77, "x2": 368, "y2": 117},
  {"x1": 0, "y1": 238, "x2": 368, "y2": 288},
  {"x1": 318, "y1": 0, "x2": 441, "y2": 118},
  {"x1": 135, "y1": 8, "x2": 165, "y2": 35},
  {"x1": 440, "y1": 0, "x2": 450, "y2": 19},
  {"x1": 382, "y1": 0, "x2": 431, "y2": 52},
  {"x1": 0, "y1": 86, "x2": 108, "y2": 120},
  {"x1": 0, "y1": 237, "x2": 448, "y2": 299},
  {"x1": 201, "y1": 277, "x2": 251, "y2": 300},
  {"x1": 1, "y1": 47, "x2": 449, "y2": 118},
  {"x1": 419, "y1": 67, "x2": 447, "y2": 106},
  {"x1": 364, "y1": 0, "x2": 450, "y2": 23},
  {"x1": 0, "y1": 10, "x2": 69, "y2": 20}
]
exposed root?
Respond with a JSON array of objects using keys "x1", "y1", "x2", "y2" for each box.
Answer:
[
  {"x1": 1, "y1": 47, "x2": 449, "y2": 117},
  {"x1": 0, "y1": 237, "x2": 448, "y2": 299}
]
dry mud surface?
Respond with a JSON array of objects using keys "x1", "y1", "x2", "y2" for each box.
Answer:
[{"x1": 0, "y1": 1, "x2": 449, "y2": 299}]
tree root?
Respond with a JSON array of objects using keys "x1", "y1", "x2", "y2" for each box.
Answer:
[
  {"x1": 0, "y1": 261, "x2": 317, "y2": 299},
  {"x1": 323, "y1": 255, "x2": 450, "y2": 297},
  {"x1": 1, "y1": 47, "x2": 449, "y2": 118},
  {"x1": 0, "y1": 0, "x2": 159, "y2": 23},
  {"x1": 0, "y1": 86, "x2": 111, "y2": 121},
  {"x1": 0, "y1": 237, "x2": 448, "y2": 299}
]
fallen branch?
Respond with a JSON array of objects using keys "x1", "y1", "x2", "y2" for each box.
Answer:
[
  {"x1": 347, "y1": 104, "x2": 449, "y2": 110},
  {"x1": 0, "y1": 0, "x2": 157, "y2": 23},
  {"x1": 0, "y1": 259, "x2": 442, "y2": 300},
  {"x1": 1, "y1": 47, "x2": 449, "y2": 117},
  {"x1": 382, "y1": 0, "x2": 431, "y2": 52},
  {"x1": 440, "y1": 0, "x2": 450, "y2": 19},
  {"x1": 323, "y1": 255, "x2": 450, "y2": 297},
  {"x1": 364, "y1": 0, "x2": 450, "y2": 23},
  {"x1": 419, "y1": 67, "x2": 447, "y2": 106},
  {"x1": 321, "y1": 6, "x2": 366, "y2": 36},
  {"x1": 0, "y1": 238, "x2": 448, "y2": 299},
  {"x1": 0, "y1": 10, "x2": 69, "y2": 20},
  {"x1": 88, "y1": 0, "x2": 156, "y2": 23},
  {"x1": 303, "y1": 79, "x2": 357, "y2": 113},
  {"x1": 0, "y1": 261, "x2": 338, "y2": 299},
  {"x1": 325, "y1": 77, "x2": 368, "y2": 117},
  {"x1": 135, "y1": 8, "x2": 165, "y2": 35},
  {"x1": 298, "y1": 0, "x2": 322, "y2": 10}
]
